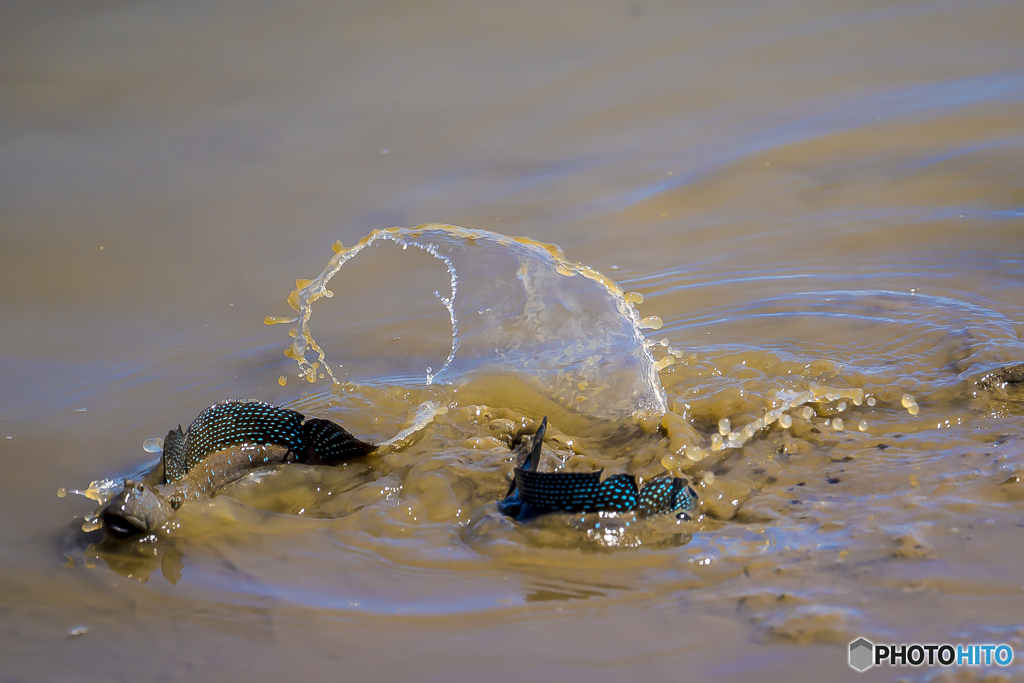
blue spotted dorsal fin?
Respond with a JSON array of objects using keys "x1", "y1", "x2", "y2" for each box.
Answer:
[
  {"x1": 594, "y1": 473, "x2": 640, "y2": 511},
  {"x1": 637, "y1": 477, "x2": 698, "y2": 517},
  {"x1": 497, "y1": 417, "x2": 696, "y2": 520},
  {"x1": 164, "y1": 400, "x2": 306, "y2": 484},
  {"x1": 298, "y1": 417, "x2": 375, "y2": 465},
  {"x1": 514, "y1": 468, "x2": 604, "y2": 512}
]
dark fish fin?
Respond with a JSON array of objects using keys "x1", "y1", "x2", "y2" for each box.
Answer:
[
  {"x1": 503, "y1": 416, "x2": 548, "y2": 500},
  {"x1": 183, "y1": 400, "x2": 305, "y2": 474},
  {"x1": 594, "y1": 474, "x2": 640, "y2": 512},
  {"x1": 637, "y1": 477, "x2": 699, "y2": 517},
  {"x1": 298, "y1": 418, "x2": 375, "y2": 465},
  {"x1": 524, "y1": 416, "x2": 547, "y2": 472},
  {"x1": 162, "y1": 425, "x2": 187, "y2": 484},
  {"x1": 514, "y1": 468, "x2": 603, "y2": 512}
]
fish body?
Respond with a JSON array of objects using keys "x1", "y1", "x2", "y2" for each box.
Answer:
[
  {"x1": 498, "y1": 416, "x2": 699, "y2": 521},
  {"x1": 162, "y1": 399, "x2": 306, "y2": 484},
  {"x1": 100, "y1": 400, "x2": 374, "y2": 538}
]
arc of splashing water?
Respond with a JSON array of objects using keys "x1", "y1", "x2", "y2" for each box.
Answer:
[
  {"x1": 266, "y1": 224, "x2": 668, "y2": 417},
  {"x1": 266, "y1": 228, "x2": 463, "y2": 386}
]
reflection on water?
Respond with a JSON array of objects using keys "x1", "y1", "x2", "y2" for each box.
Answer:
[{"x1": 3, "y1": 0, "x2": 1024, "y2": 681}]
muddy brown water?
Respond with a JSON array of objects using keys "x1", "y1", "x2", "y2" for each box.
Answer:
[{"x1": 3, "y1": 1, "x2": 1024, "y2": 682}]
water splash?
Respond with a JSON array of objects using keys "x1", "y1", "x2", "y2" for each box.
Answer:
[
  {"x1": 375, "y1": 400, "x2": 449, "y2": 452},
  {"x1": 142, "y1": 438, "x2": 164, "y2": 453},
  {"x1": 59, "y1": 478, "x2": 122, "y2": 532},
  {"x1": 662, "y1": 384, "x2": 879, "y2": 468},
  {"x1": 268, "y1": 225, "x2": 667, "y2": 420}
]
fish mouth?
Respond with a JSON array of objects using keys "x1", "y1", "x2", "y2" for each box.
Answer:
[{"x1": 101, "y1": 510, "x2": 149, "y2": 539}]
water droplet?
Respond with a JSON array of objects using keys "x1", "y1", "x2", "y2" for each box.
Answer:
[
  {"x1": 858, "y1": 420, "x2": 868, "y2": 432},
  {"x1": 143, "y1": 438, "x2": 164, "y2": 453},
  {"x1": 832, "y1": 418, "x2": 844, "y2": 431},
  {"x1": 779, "y1": 414, "x2": 793, "y2": 428},
  {"x1": 661, "y1": 453, "x2": 681, "y2": 470},
  {"x1": 654, "y1": 356, "x2": 675, "y2": 371},
  {"x1": 56, "y1": 487, "x2": 67, "y2": 498},
  {"x1": 624, "y1": 291, "x2": 644, "y2": 304},
  {"x1": 639, "y1": 316, "x2": 663, "y2": 330},
  {"x1": 75, "y1": 407, "x2": 87, "y2": 413},
  {"x1": 866, "y1": 397, "x2": 876, "y2": 407},
  {"x1": 717, "y1": 418, "x2": 731, "y2": 435},
  {"x1": 685, "y1": 446, "x2": 707, "y2": 462},
  {"x1": 69, "y1": 626, "x2": 88, "y2": 637},
  {"x1": 278, "y1": 375, "x2": 288, "y2": 386}
]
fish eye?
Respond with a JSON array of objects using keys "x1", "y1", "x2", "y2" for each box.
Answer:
[
  {"x1": 170, "y1": 499, "x2": 181, "y2": 510},
  {"x1": 135, "y1": 483, "x2": 145, "y2": 493}
]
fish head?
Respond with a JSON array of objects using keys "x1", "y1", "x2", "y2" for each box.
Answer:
[{"x1": 99, "y1": 479, "x2": 174, "y2": 539}]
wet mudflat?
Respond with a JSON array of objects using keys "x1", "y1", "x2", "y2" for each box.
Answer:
[{"x1": 2, "y1": 1, "x2": 1024, "y2": 682}]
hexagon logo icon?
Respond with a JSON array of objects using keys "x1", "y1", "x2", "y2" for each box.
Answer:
[{"x1": 849, "y1": 638, "x2": 874, "y2": 672}]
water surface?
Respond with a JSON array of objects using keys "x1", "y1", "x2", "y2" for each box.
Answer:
[{"x1": 2, "y1": 1, "x2": 1024, "y2": 681}]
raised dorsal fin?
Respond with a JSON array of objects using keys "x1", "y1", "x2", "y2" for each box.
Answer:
[
  {"x1": 503, "y1": 416, "x2": 547, "y2": 499},
  {"x1": 162, "y1": 425, "x2": 187, "y2": 484}
]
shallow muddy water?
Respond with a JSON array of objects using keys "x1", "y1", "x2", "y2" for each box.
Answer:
[{"x1": 3, "y1": 1, "x2": 1024, "y2": 681}]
